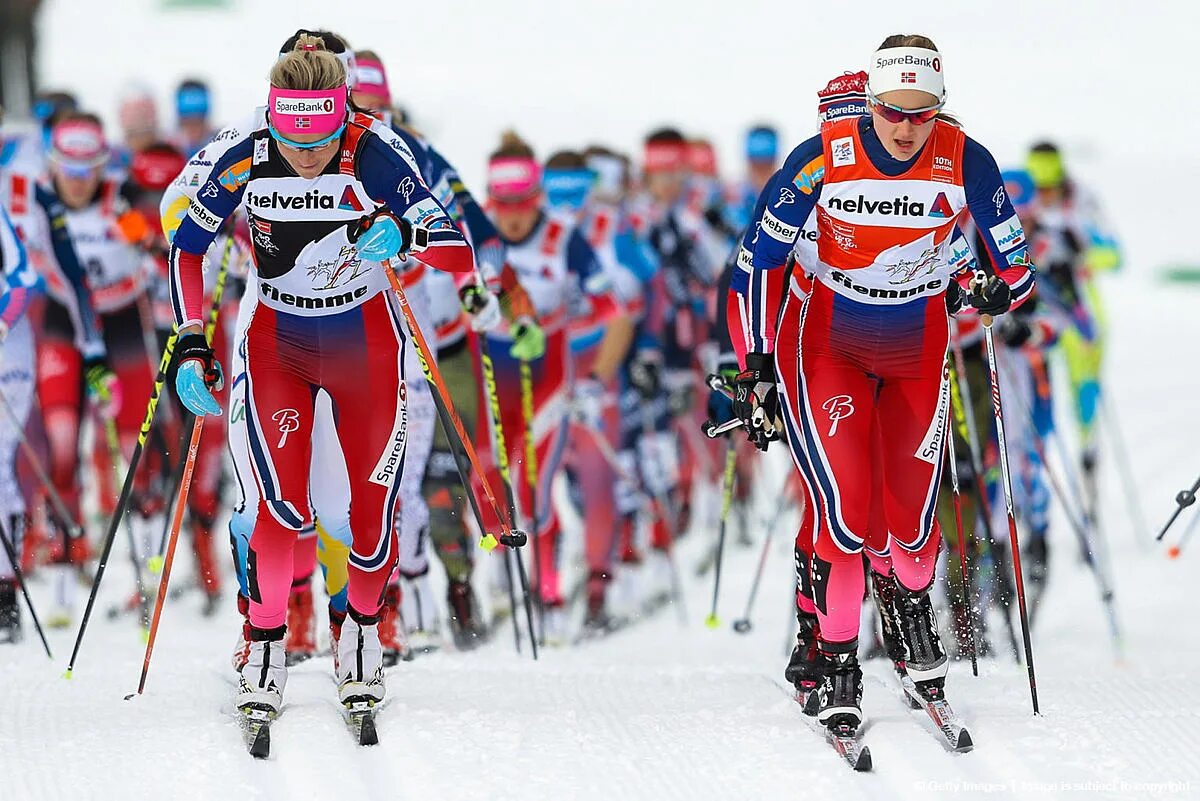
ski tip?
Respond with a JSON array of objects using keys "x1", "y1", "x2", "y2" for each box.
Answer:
[
  {"x1": 955, "y1": 729, "x2": 974, "y2": 752},
  {"x1": 855, "y1": 746, "x2": 873, "y2": 772},
  {"x1": 359, "y1": 713, "x2": 379, "y2": 746},
  {"x1": 249, "y1": 725, "x2": 271, "y2": 759}
]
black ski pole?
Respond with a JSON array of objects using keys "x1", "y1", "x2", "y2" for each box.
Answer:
[
  {"x1": 517, "y1": 358, "x2": 545, "y2": 645},
  {"x1": 0, "y1": 516, "x2": 51, "y2": 658},
  {"x1": 65, "y1": 330, "x2": 180, "y2": 678},
  {"x1": 981, "y1": 311, "x2": 1039, "y2": 715},
  {"x1": 476, "y1": 330, "x2": 536, "y2": 658},
  {"x1": 1157, "y1": 473, "x2": 1200, "y2": 542},
  {"x1": 732, "y1": 521, "x2": 776, "y2": 634},
  {"x1": 1168, "y1": 505, "x2": 1200, "y2": 559},
  {"x1": 949, "y1": 322, "x2": 1021, "y2": 661},
  {"x1": 706, "y1": 439, "x2": 737, "y2": 629},
  {"x1": 944, "y1": 363, "x2": 980, "y2": 676}
]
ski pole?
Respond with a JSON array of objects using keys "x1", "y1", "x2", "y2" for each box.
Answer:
[
  {"x1": 706, "y1": 439, "x2": 737, "y2": 629},
  {"x1": 1099, "y1": 395, "x2": 1149, "y2": 543},
  {"x1": 1168, "y1": 505, "x2": 1200, "y2": 559},
  {"x1": 995, "y1": 357, "x2": 1124, "y2": 655},
  {"x1": 476, "y1": 332, "x2": 536, "y2": 659},
  {"x1": 0, "y1": 388, "x2": 83, "y2": 539},
  {"x1": 641, "y1": 403, "x2": 687, "y2": 624},
  {"x1": 943, "y1": 363, "x2": 979, "y2": 676},
  {"x1": 948, "y1": 321, "x2": 1020, "y2": 661},
  {"x1": 980, "y1": 311, "x2": 1039, "y2": 715},
  {"x1": 65, "y1": 330, "x2": 179, "y2": 678},
  {"x1": 127, "y1": 415, "x2": 205, "y2": 698},
  {"x1": 379, "y1": 258, "x2": 529, "y2": 562},
  {"x1": 1157, "y1": 474, "x2": 1200, "y2": 542},
  {"x1": 732, "y1": 516, "x2": 777, "y2": 634},
  {"x1": 517, "y1": 358, "x2": 545, "y2": 644},
  {"x1": 0, "y1": 516, "x2": 51, "y2": 658},
  {"x1": 98, "y1": 413, "x2": 152, "y2": 630}
]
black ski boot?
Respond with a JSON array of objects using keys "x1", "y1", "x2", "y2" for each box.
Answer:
[
  {"x1": 446, "y1": 579, "x2": 489, "y2": 650},
  {"x1": 784, "y1": 611, "x2": 824, "y2": 712},
  {"x1": 815, "y1": 640, "x2": 864, "y2": 733},
  {"x1": 0, "y1": 580, "x2": 21, "y2": 644},
  {"x1": 895, "y1": 584, "x2": 949, "y2": 700},
  {"x1": 869, "y1": 571, "x2": 907, "y2": 676}
]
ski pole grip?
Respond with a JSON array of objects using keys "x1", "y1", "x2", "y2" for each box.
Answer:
[{"x1": 981, "y1": 313, "x2": 994, "y2": 328}]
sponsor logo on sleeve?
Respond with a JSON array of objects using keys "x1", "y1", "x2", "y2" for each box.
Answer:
[
  {"x1": 1006, "y1": 246, "x2": 1031, "y2": 268},
  {"x1": 761, "y1": 209, "x2": 799, "y2": 242},
  {"x1": 989, "y1": 214, "x2": 1026, "y2": 252},
  {"x1": 992, "y1": 186, "x2": 1006, "y2": 217},
  {"x1": 793, "y1": 156, "x2": 825, "y2": 195},
  {"x1": 831, "y1": 137, "x2": 855, "y2": 167},
  {"x1": 217, "y1": 157, "x2": 251, "y2": 192},
  {"x1": 736, "y1": 247, "x2": 754, "y2": 272},
  {"x1": 774, "y1": 187, "x2": 796, "y2": 208},
  {"x1": 253, "y1": 138, "x2": 270, "y2": 165},
  {"x1": 397, "y1": 176, "x2": 415, "y2": 203},
  {"x1": 200, "y1": 181, "x2": 220, "y2": 199},
  {"x1": 188, "y1": 197, "x2": 221, "y2": 232}
]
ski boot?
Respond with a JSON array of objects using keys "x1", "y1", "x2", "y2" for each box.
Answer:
[
  {"x1": 785, "y1": 611, "x2": 824, "y2": 713},
  {"x1": 238, "y1": 625, "x2": 288, "y2": 714},
  {"x1": 894, "y1": 584, "x2": 950, "y2": 700},
  {"x1": 378, "y1": 583, "x2": 412, "y2": 666},
  {"x1": 399, "y1": 569, "x2": 441, "y2": 653},
  {"x1": 329, "y1": 606, "x2": 346, "y2": 671},
  {"x1": 0, "y1": 579, "x2": 21, "y2": 644},
  {"x1": 284, "y1": 584, "x2": 317, "y2": 666},
  {"x1": 539, "y1": 602, "x2": 569, "y2": 647},
  {"x1": 869, "y1": 571, "x2": 908, "y2": 677},
  {"x1": 231, "y1": 593, "x2": 251, "y2": 672},
  {"x1": 815, "y1": 640, "x2": 864, "y2": 733},
  {"x1": 336, "y1": 608, "x2": 386, "y2": 704},
  {"x1": 446, "y1": 579, "x2": 488, "y2": 650}
]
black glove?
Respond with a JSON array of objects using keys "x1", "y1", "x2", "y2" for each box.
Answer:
[
  {"x1": 945, "y1": 279, "x2": 965, "y2": 315},
  {"x1": 175, "y1": 332, "x2": 224, "y2": 389},
  {"x1": 968, "y1": 275, "x2": 1013, "y2": 316},
  {"x1": 999, "y1": 316, "x2": 1033, "y2": 348},
  {"x1": 628, "y1": 351, "x2": 662, "y2": 400},
  {"x1": 732, "y1": 352, "x2": 780, "y2": 451}
]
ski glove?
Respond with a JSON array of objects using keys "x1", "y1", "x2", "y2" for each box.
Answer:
[
  {"x1": 945, "y1": 279, "x2": 965, "y2": 316},
  {"x1": 84, "y1": 355, "x2": 122, "y2": 418},
  {"x1": 732, "y1": 351, "x2": 780, "y2": 451},
  {"x1": 509, "y1": 316, "x2": 546, "y2": 361},
  {"x1": 351, "y1": 213, "x2": 413, "y2": 262},
  {"x1": 174, "y1": 333, "x2": 224, "y2": 417},
  {"x1": 968, "y1": 275, "x2": 1013, "y2": 317},
  {"x1": 705, "y1": 355, "x2": 739, "y2": 437},
  {"x1": 459, "y1": 282, "x2": 502, "y2": 332}
]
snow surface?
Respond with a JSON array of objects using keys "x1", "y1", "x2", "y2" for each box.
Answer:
[
  {"x1": 1, "y1": 273, "x2": 1198, "y2": 801},
  {"x1": 3, "y1": 2, "x2": 1198, "y2": 799}
]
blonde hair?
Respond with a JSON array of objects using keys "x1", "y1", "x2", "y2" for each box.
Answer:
[{"x1": 269, "y1": 34, "x2": 346, "y2": 90}]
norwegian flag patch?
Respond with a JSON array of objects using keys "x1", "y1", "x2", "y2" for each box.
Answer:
[{"x1": 901, "y1": 72, "x2": 917, "y2": 84}]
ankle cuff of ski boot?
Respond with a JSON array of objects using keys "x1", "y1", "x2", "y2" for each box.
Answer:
[
  {"x1": 818, "y1": 637, "x2": 858, "y2": 656},
  {"x1": 250, "y1": 624, "x2": 287, "y2": 641},
  {"x1": 348, "y1": 605, "x2": 382, "y2": 626}
]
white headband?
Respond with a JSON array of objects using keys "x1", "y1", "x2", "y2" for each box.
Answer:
[{"x1": 867, "y1": 46, "x2": 945, "y2": 100}]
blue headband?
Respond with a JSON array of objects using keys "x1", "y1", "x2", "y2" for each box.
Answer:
[
  {"x1": 543, "y1": 168, "x2": 594, "y2": 211},
  {"x1": 745, "y1": 128, "x2": 778, "y2": 162},
  {"x1": 177, "y1": 86, "x2": 210, "y2": 119}
]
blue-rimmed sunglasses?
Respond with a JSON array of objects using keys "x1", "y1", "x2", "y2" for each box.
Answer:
[{"x1": 267, "y1": 118, "x2": 347, "y2": 151}]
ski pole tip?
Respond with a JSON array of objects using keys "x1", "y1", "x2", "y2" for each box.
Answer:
[
  {"x1": 704, "y1": 614, "x2": 720, "y2": 629},
  {"x1": 479, "y1": 533, "x2": 499, "y2": 552},
  {"x1": 1168, "y1": 545, "x2": 1182, "y2": 559},
  {"x1": 62, "y1": 669, "x2": 72, "y2": 680}
]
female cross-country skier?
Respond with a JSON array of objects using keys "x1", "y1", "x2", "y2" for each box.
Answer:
[
  {"x1": 735, "y1": 34, "x2": 1035, "y2": 733},
  {"x1": 168, "y1": 36, "x2": 474, "y2": 715}
]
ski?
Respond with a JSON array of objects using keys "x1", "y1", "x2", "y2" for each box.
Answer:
[
  {"x1": 897, "y1": 674, "x2": 974, "y2": 753},
  {"x1": 343, "y1": 697, "x2": 379, "y2": 746},
  {"x1": 776, "y1": 681, "x2": 872, "y2": 772},
  {"x1": 239, "y1": 704, "x2": 276, "y2": 759}
]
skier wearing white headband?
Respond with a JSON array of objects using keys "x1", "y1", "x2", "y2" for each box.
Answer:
[{"x1": 733, "y1": 33, "x2": 1037, "y2": 742}]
